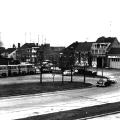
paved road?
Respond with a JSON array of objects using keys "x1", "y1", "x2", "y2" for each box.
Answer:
[
  {"x1": 1, "y1": 86, "x2": 120, "y2": 120},
  {"x1": 0, "y1": 69, "x2": 120, "y2": 120}
]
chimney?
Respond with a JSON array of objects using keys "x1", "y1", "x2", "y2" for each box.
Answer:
[
  {"x1": 18, "y1": 43, "x2": 20, "y2": 48},
  {"x1": 36, "y1": 43, "x2": 38, "y2": 46}
]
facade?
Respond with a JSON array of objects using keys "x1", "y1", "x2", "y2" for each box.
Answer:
[
  {"x1": 16, "y1": 43, "x2": 65, "y2": 65},
  {"x1": 1, "y1": 48, "x2": 16, "y2": 59},
  {"x1": 37, "y1": 44, "x2": 65, "y2": 66},
  {"x1": 75, "y1": 42, "x2": 93, "y2": 67},
  {"x1": 16, "y1": 43, "x2": 39, "y2": 64},
  {"x1": 0, "y1": 47, "x2": 5, "y2": 57},
  {"x1": 8, "y1": 50, "x2": 17, "y2": 60},
  {"x1": 91, "y1": 37, "x2": 120, "y2": 68},
  {"x1": 108, "y1": 48, "x2": 120, "y2": 69},
  {"x1": 61, "y1": 41, "x2": 93, "y2": 69}
]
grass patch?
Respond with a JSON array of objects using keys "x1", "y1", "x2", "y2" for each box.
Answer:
[
  {"x1": 17, "y1": 101, "x2": 120, "y2": 120},
  {"x1": 0, "y1": 81, "x2": 92, "y2": 97}
]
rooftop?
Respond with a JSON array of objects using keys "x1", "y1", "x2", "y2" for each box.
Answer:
[
  {"x1": 108, "y1": 48, "x2": 120, "y2": 55},
  {"x1": 96, "y1": 36, "x2": 118, "y2": 43},
  {"x1": 76, "y1": 42, "x2": 93, "y2": 52}
]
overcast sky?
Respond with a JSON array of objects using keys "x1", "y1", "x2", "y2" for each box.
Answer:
[{"x1": 0, "y1": 0, "x2": 120, "y2": 48}]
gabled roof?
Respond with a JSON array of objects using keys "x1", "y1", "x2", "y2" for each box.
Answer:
[
  {"x1": 61, "y1": 41, "x2": 93, "y2": 55},
  {"x1": 96, "y1": 36, "x2": 118, "y2": 43},
  {"x1": 76, "y1": 42, "x2": 93, "y2": 52},
  {"x1": 108, "y1": 48, "x2": 120, "y2": 55},
  {"x1": 5, "y1": 48, "x2": 16, "y2": 54},
  {"x1": 61, "y1": 41, "x2": 79, "y2": 54}
]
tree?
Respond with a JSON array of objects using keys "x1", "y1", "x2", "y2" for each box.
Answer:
[{"x1": 81, "y1": 52, "x2": 88, "y2": 83}]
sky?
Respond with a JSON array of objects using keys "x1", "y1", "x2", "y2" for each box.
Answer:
[{"x1": 0, "y1": 0, "x2": 120, "y2": 48}]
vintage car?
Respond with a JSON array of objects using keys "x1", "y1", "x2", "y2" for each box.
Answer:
[
  {"x1": 63, "y1": 70, "x2": 74, "y2": 76},
  {"x1": 96, "y1": 77, "x2": 116, "y2": 87}
]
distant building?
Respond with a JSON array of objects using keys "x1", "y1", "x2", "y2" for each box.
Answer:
[
  {"x1": 16, "y1": 43, "x2": 65, "y2": 65},
  {"x1": 91, "y1": 36, "x2": 120, "y2": 68},
  {"x1": 37, "y1": 43, "x2": 65, "y2": 66},
  {"x1": 108, "y1": 48, "x2": 120, "y2": 69},
  {"x1": 1, "y1": 48, "x2": 16, "y2": 59},
  {"x1": 75, "y1": 42, "x2": 93, "y2": 67},
  {"x1": 0, "y1": 45, "x2": 20, "y2": 65},
  {"x1": 16, "y1": 43, "x2": 39, "y2": 64},
  {"x1": 0, "y1": 47, "x2": 5, "y2": 57},
  {"x1": 61, "y1": 41, "x2": 93, "y2": 69}
]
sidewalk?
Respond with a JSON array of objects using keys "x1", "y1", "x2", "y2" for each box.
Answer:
[{"x1": 1, "y1": 85, "x2": 120, "y2": 120}]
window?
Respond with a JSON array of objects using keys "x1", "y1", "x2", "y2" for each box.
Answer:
[{"x1": 95, "y1": 50, "x2": 98, "y2": 54}]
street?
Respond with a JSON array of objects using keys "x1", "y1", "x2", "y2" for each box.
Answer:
[{"x1": 0, "y1": 68, "x2": 120, "y2": 120}]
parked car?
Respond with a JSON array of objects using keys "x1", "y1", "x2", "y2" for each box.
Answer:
[
  {"x1": 96, "y1": 77, "x2": 116, "y2": 87},
  {"x1": 74, "y1": 69, "x2": 97, "y2": 76},
  {"x1": 63, "y1": 70, "x2": 74, "y2": 76},
  {"x1": 35, "y1": 66, "x2": 40, "y2": 74}
]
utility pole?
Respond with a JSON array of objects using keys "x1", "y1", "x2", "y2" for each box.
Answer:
[
  {"x1": 25, "y1": 32, "x2": 26, "y2": 43},
  {"x1": 38, "y1": 34, "x2": 39, "y2": 45},
  {"x1": 42, "y1": 34, "x2": 43, "y2": 44},
  {"x1": 30, "y1": 32, "x2": 31, "y2": 43}
]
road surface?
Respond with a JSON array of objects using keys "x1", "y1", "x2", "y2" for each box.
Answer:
[{"x1": 0, "y1": 69, "x2": 120, "y2": 120}]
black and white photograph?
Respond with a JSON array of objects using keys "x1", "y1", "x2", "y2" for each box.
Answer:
[{"x1": 1, "y1": 0, "x2": 120, "y2": 119}]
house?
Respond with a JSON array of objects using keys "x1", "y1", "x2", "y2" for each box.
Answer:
[
  {"x1": 59, "y1": 41, "x2": 79, "y2": 69},
  {"x1": 37, "y1": 43, "x2": 65, "y2": 66},
  {"x1": 0, "y1": 45, "x2": 19, "y2": 65},
  {"x1": 108, "y1": 48, "x2": 120, "y2": 69},
  {"x1": 0, "y1": 47, "x2": 5, "y2": 57},
  {"x1": 91, "y1": 36, "x2": 120, "y2": 68},
  {"x1": 16, "y1": 43, "x2": 65, "y2": 65},
  {"x1": 61, "y1": 41, "x2": 93, "y2": 69},
  {"x1": 75, "y1": 42, "x2": 93, "y2": 67},
  {"x1": 16, "y1": 43, "x2": 39, "y2": 64},
  {"x1": 1, "y1": 48, "x2": 16, "y2": 59}
]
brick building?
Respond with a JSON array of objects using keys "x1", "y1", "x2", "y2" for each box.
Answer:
[
  {"x1": 37, "y1": 44, "x2": 65, "y2": 66},
  {"x1": 16, "y1": 43, "x2": 65, "y2": 65},
  {"x1": 16, "y1": 43, "x2": 39, "y2": 64}
]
